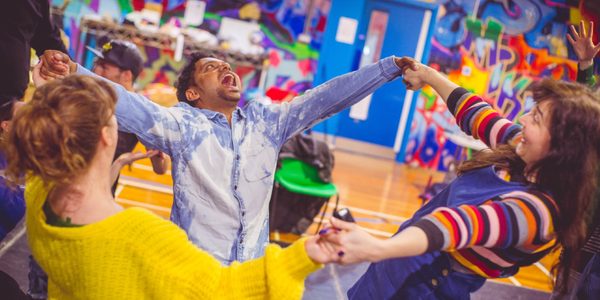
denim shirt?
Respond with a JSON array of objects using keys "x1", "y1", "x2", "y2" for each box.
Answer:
[{"x1": 77, "y1": 57, "x2": 401, "y2": 264}]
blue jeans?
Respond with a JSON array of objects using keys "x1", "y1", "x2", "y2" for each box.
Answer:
[{"x1": 348, "y1": 253, "x2": 485, "y2": 300}]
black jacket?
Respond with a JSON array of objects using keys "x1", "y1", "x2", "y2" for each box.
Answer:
[{"x1": 0, "y1": 0, "x2": 67, "y2": 103}]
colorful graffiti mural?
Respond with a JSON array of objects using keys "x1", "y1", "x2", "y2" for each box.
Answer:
[
  {"x1": 405, "y1": 0, "x2": 599, "y2": 171},
  {"x1": 53, "y1": 0, "x2": 330, "y2": 98}
]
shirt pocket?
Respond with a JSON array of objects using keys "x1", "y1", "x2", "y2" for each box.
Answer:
[{"x1": 243, "y1": 145, "x2": 275, "y2": 182}]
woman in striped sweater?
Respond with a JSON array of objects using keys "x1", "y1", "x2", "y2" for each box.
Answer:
[{"x1": 323, "y1": 61, "x2": 600, "y2": 299}]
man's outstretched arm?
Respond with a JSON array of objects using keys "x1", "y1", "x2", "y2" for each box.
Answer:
[
  {"x1": 267, "y1": 57, "x2": 415, "y2": 146},
  {"x1": 38, "y1": 50, "x2": 191, "y2": 157}
]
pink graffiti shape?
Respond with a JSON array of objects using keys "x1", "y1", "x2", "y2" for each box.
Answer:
[
  {"x1": 269, "y1": 50, "x2": 281, "y2": 68},
  {"x1": 297, "y1": 59, "x2": 313, "y2": 77},
  {"x1": 89, "y1": 0, "x2": 100, "y2": 13}
]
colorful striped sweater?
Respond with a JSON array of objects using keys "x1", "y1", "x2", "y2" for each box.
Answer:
[{"x1": 413, "y1": 87, "x2": 560, "y2": 278}]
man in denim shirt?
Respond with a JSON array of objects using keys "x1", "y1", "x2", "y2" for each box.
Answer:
[{"x1": 40, "y1": 51, "x2": 413, "y2": 264}]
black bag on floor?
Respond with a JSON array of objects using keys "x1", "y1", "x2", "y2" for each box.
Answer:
[{"x1": 269, "y1": 184, "x2": 328, "y2": 234}]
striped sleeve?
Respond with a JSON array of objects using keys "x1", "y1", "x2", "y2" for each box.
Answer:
[
  {"x1": 412, "y1": 190, "x2": 559, "y2": 253},
  {"x1": 447, "y1": 87, "x2": 522, "y2": 149}
]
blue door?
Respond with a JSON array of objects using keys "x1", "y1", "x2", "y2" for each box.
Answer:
[{"x1": 313, "y1": 0, "x2": 437, "y2": 162}]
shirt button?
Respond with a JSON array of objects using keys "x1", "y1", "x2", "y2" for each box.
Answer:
[
  {"x1": 236, "y1": 155, "x2": 240, "y2": 160},
  {"x1": 242, "y1": 211, "x2": 245, "y2": 217},
  {"x1": 431, "y1": 278, "x2": 438, "y2": 287},
  {"x1": 441, "y1": 269, "x2": 449, "y2": 276},
  {"x1": 234, "y1": 185, "x2": 238, "y2": 190}
]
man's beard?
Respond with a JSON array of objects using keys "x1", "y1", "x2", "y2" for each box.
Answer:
[{"x1": 217, "y1": 89, "x2": 241, "y2": 103}]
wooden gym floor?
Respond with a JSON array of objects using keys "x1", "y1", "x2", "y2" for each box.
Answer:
[{"x1": 117, "y1": 143, "x2": 557, "y2": 292}]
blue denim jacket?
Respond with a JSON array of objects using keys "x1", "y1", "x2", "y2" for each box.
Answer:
[{"x1": 77, "y1": 57, "x2": 401, "y2": 264}]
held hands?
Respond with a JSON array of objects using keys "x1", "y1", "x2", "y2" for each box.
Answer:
[
  {"x1": 402, "y1": 62, "x2": 432, "y2": 91},
  {"x1": 304, "y1": 234, "x2": 344, "y2": 264},
  {"x1": 39, "y1": 50, "x2": 74, "y2": 80},
  {"x1": 318, "y1": 217, "x2": 385, "y2": 265},
  {"x1": 567, "y1": 20, "x2": 600, "y2": 70},
  {"x1": 31, "y1": 62, "x2": 48, "y2": 87},
  {"x1": 393, "y1": 56, "x2": 431, "y2": 91},
  {"x1": 110, "y1": 150, "x2": 161, "y2": 186},
  {"x1": 394, "y1": 56, "x2": 419, "y2": 74}
]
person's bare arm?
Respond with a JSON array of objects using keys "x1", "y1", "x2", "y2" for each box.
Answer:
[
  {"x1": 149, "y1": 151, "x2": 170, "y2": 175},
  {"x1": 402, "y1": 63, "x2": 459, "y2": 102}
]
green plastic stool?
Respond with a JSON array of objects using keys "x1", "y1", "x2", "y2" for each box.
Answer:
[{"x1": 272, "y1": 158, "x2": 339, "y2": 235}]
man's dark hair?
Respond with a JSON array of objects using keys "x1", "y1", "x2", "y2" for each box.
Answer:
[{"x1": 176, "y1": 53, "x2": 213, "y2": 106}]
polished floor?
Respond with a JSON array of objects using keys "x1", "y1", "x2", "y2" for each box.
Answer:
[{"x1": 116, "y1": 143, "x2": 558, "y2": 292}]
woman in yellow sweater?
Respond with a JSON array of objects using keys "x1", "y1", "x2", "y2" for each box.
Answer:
[{"x1": 4, "y1": 73, "x2": 343, "y2": 299}]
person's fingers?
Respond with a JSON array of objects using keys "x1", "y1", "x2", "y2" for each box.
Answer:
[
  {"x1": 52, "y1": 52, "x2": 69, "y2": 63},
  {"x1": 590, "y1": 21, "x2": 594, "y2": 40},
  {"x1": 50, "y1": 62, "x2": 68, "y2": 74},
  {"x1": 403, "y1": 79, "x2": 414, "y2": 90},
  {"x1": 395, "y1": 57, "x2": 418, "y2": 70},
  {"x1": 580, "y1": 20, "x2": 587, "y2": 38},
  {"x1": 566, "y1": 34, "x2": 575, "y2": 46},
  {"x1": 146, "y1": 149, "x2": 160, "y2": 157},
  {"x1": 40, "y1": 58, "x2": 67, "y2": 78},
  {"x1": 330, "y1": 217, "x2": 355, "y2": 231},
  {"x1": 404, "y1": 67, "x2": 418, "y2": 76},
  {"x1": 39, "y1": 55, "x2": 63, "y2": 77},
  {"x1": 39, "y1": 63, "x2": 64, "y2": 80},
  {"x1": 320, "y1": 230, "x2": 343, "y2": 246},
  {"x1": 318, "y1": 239, "x2": 337, "y2": 256},
  {"x1": 38, "y1": 62, "x2": 52, "y2": 79},
  {"x1": 401, "y1": 64, "x2": 419, "y2": 75},
  {"x1": 334, "y1": 247, "x2": 345, "y2": 263},
  {"x1": 411, "y1": 62, "x2": 419, "y2": 71},
  {"x1": 41, "y1": 51, "x2": 70, "y2": 75},
  {"x1": 32, "y1": 61, "x2": 41, "y2": 75},
  {"x1": 570, "y1": 24, "x2": 580, "y2": 39},
  {"x1": 404, "y1": 59, "x2": 419, "y2": 72},
  {"x1": 31, "y1": 62, "x2": 45, "y2": 86},
  {"x1": 318, "y1": 238, "x2": 344, "y2": 263},
  {"x1": 593, "y1": 42, "x2": 600, "y2": 53}
]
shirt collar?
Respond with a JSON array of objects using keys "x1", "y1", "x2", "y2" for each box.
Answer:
[{"x1": 175, "y1": 102, "x2": 246, "y2": 121}]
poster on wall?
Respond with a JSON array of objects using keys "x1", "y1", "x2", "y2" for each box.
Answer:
[
  {"x1": 335, "y1": 16, "x2": 358, "y2": 45},
  {"x1": 183, "y1": 0, "x2": 206, "y2": 26}
]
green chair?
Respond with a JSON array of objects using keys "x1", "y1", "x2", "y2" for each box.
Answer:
[{"x1": 271, "y1": 158, "x2": 339, "y2": 235}]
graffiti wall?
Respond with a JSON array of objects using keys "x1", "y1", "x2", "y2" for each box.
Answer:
[
  {"x1": 404, "y1": 0, "x2": 599, "y2": 171},
  {"x1": 53, "y1": 0, "x2": 330, "y2": 97}
]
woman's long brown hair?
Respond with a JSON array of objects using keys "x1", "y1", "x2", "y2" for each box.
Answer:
[{"x1": 458, "y1": 78, "x2": 600, "y2": 291}]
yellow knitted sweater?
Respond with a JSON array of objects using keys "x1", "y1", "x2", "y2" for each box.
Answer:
[{"x1": 25, "y1": 177, "x2": 321, "y2": 299}]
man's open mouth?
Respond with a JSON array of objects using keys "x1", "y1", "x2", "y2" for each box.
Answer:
[{"x1": 221, "y1": 73, "x2": 237, "y2": 88}]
